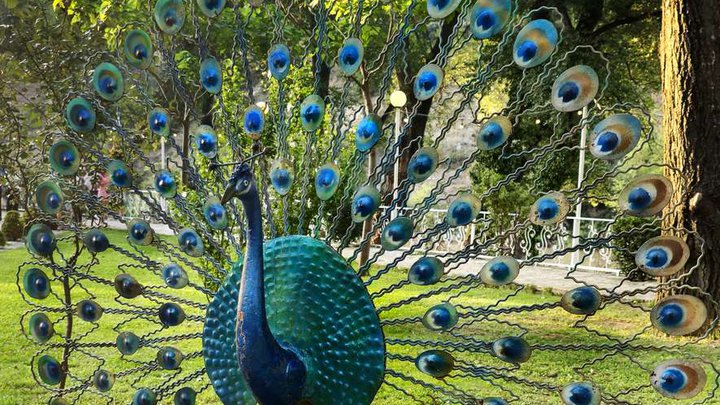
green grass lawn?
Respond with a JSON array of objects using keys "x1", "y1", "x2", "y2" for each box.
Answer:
[{"x1": 2, "y1": 230, "x2": 719, "y2": 404}]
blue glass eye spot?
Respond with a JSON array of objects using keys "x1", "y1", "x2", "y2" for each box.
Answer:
[
  {"x1": 49, "y1": 140, "x2": 81, "y2": 176},
  {"x1": 200, "y1": 57, "x2": 223, "y2": 94},
  {"x1": 470, "y1": 0, "x2": 511, "y2": 40},
  {"x1": 635, "y1": 236, "x2": 690, "y2": 277},
  {"x1": 589, "y1": 114, "x2": 642, "y2": 160},
  {"x1": 157, "y1": 347, "x2": 184, "y2": 370},
  {"x1": 408, "y1": 147, "x2": 440, "y2": 183},
  {"x1": 300, "y1": 94, "x2": 325, "y2": 131},
  {"x1": 93, "y1": 370, "x2": 115, "y2": 392},
  {"x1": 107, "y1": 160, "x2": 132, "y2": 188},
  {"x1": 270, "y1": 159, "x2": 294, "y2": 196},
  {"x1": 197, "y1": 0, "x2": 226, "y2": 17},
  {"x1": 408, "y1": 257, "x2": 444, "y2": 285},
  {"x1": 561, "y1": 382, "x2": 600, "y2": 405},
  {"x1": 477, "y1": 116, "x2": 512, "y2": 150},
  {"x1": 154, "y1": 0, "x2": 186, "y2": 35},
  {"x1": 162, "y1": 263, "x2": 189, "y2": 289},
  {"x1": 203, "y1": 197, "x2": 228, "y2": 230},
  {"x1": 516, "y1": 40, "x2": 538, "y2": 61},
  {"x1": 174, "y1": 387, "x2": 197, "y2": 405},
  {"x1": 338, "y1": 38, "x2": 364, "y2": 76},
  {"x1": 551, "y1": 65, "x2": 600, "y2": 112},
  {"x1": 268, "y1": 44, "x2": 291, "y2": 81},
  {"x1": 446, "y1": 195, "x2": 481, "y2": 227},
  {"x1": 37, "y1": 355, "x2": 64, "y2": 385},
  {"x1": 29, "y1": 313, "x2": 55, "y2": 343},
  {"x1": 65, "y1": 97, "x2": 96, "y2": 133},
  {"x1": 480, "y1": 256, "x2": 520, "y2": 286},
  {"x1": 651, "y1": 360, "x2": 707, "y2": 400},
  {"x1": 355, "y1": 114, "x2": 383, "y2": 151},
  {"x1": 127, "y1": 219, "x2": 154, "y2": 246},
  {"x1": 154, "y1": 170, "x2": 177, "y2": 198},
  {"x1": 35, "y1": 180, "x2": 64, "y2": 215},
  {"x1": 124, "y1": 29, "x2": 153, "y2": 69},
  {"x1": 117, "y1": 331, "x2": 140, "y2": 355},
  {"x1": 482, "y1": 398, "x2": 508, "y2": 405},
  {"x1": 23, "y1": 268, "x2": 51, "y2": 300},
  {"x1": 415, "y1": 350, "x2": 454, "y2": 378},
  {"x1": 26, "y1": 224, "x2": 56, "y2": 258},
  {"x1": 561, "y1": 286, "x2": 602, "y2": 315},
  {"x1": 148, "y1": 108, "x2": 171, "y2": 137},
  {"x1": 381, "y1": 216, "x2": 414, "y2": 251},
  {"x1": 351, "y1": 185, "x2": 381, "y2": 223},
  {"x1": 315, "y1": 163, "x2": 341, "y2": 201},
  {"x1": 530, "y1": 192, "x2": 570, "y2": 226},
  {"x1": 619, "y1": 175, "x2": 673, "y2": 217},
  {"x1": 92, "y1": 62, "x2": 125, "y2": 102},
  {"x1": 77, "y1": 300, "x2": 103, "y2": 322},
  {"x1": 492, "y1": 336, "x2": 532, "y2": 364},
  {"x1": 651, "y1": 295, "x2": 707, "y2": 336},
  {"x1": 133, "y1": 389, "x2": 157, "y2": 405},
  {"x1": 194, "y1": 125, "x2": 218, "y2": 158},
  {"x1": 243, "y1": 106, "x2": 265, "y2": 139},
  {"x1": 178, "y1": 228, "x2": 204, "y2": 257},
  {"x1": 513, "y1": 19, "x2": 559, "y2": 68},
  {"x1": 159, "y1": 302, "x2": 186, "y2": 327},
  {"x1": 413, "y1": 64, "x2": 444, "y2": 101},
  {"x1": 82, "y1": 229, "x2": 110, "y2": 254},
  {"x1": 115, "y1": 273, "x2": 143, "y2": 299},
  {"x1": 426, "y1": 0, "x2": 461, "y2": 19},
  {"x1": 422, "y1": 303, "x2": 459, "y2": 331}
]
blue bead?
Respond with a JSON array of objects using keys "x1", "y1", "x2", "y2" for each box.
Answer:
[
  {"x1": 450, "y1": 202, "x2": 473, "y2": 225},
  {"x1": 489, "y1": 262, "x2": 510, "y2": 281},
  {"x1": 537, "y1": 198, "x2": 559, "y2": 220},
  {"x1": 245, "y1": 110, "x2": 263, "y2": 132},
  {"x1": 566, "y1": 385, "x2": 594, "y2": 405},
  {"x1": 558, "y1": 81, "x2": 580, "y2": 103},
  {"x1": 174, "y1": 387, "x2": 197, "y2": 405},
  {"x1": 340, "y1": 46, "x2": 359, "y2": 66},
  {"x1": 476, "y1": 10, "x2": 496, "y2": 30},
  {"x1": 59, "y1": 151, "x2": 75, "y2": 168},
  {"x1": 516, "y1": 40, "x2": 538, "y2": 62},
  {"x1": 132, "y1": 223, "x2": 148, "y2": 240},
  {"x1": 646, "y1": 247, "x2": 669, "y2": 269},
  {"x1": 658, "y1": 303, "x2": 684, "y2": 327},
  {"x1": 117, "y1": 332, "x2": 140, "y2": 355},
  {"x1": 596, "y1": 131, "x2": 619, "y2": 152},
  {"x1": 112, "y1": 168, "x2": 128, "y2": 185},
  {"x1": 133, "y1": 388, "x2": 157, "y2": 405},
  {"x1": 628, "y1": 187, "x2": 652, "y2": 210},
  {"x1": 417, "y1": 72, "x2": 437, "y2": 92},
  {"x1": 159, "y1": 303, "x2": 185, "y2": 326},
  {"x1": 354, "y1": 195, "x2": 375, "y2": 217},
  {"x1": 660, "y1": 368, "x2": 686, "y2": 393}
]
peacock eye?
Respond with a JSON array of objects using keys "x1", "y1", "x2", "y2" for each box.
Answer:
[
  {"x1": 26, "y1": 224, "x2": 56, "y2": 258},
  {"x1": 77, "y1": 299, "x2": 104, "y2": 322},
  {"x1": 148, "y1": 108, "x2": 171, "y2": 137},
  {"x1": 407, "y1": 147, "x2": 440, "y2": 183},
  {"x1": 351, "y1": 185, "x2": 381, "y2": 223},
  {"x1": 23, "y1": 268, "x2": 51, "y2": 300},
  {"x1": 426, "y1": 0, "x2": 461, "y2": 19},
  {"x1": 477, "y1": 116, "x2": 512, "y2": 150},
  {"x1": 49, "y1": 140, "x2": 81, "y2": 176},
  {"x1": 157, "y1": 347, "x2": 184, "y2": 370},
  {"x1": 154, "y1": 0, "x2": 186, "y2": 35},
  {"x1": 65, "y1": 97, "x2": 96, "y2": 133},
  {"x1": 178, "y1": 228, "x2": 205, "y2": 257},
  {"x1": 132, "y1": 389, "x2": 157, "y2": 405},
  {"x1": 482, "y1": 398, "x2": 508, "y2": 405},
  {"x1": 635, "y1": 236, "x2": 690, "y2": 277},
  {"x1": 154, "y1": 170, "x2": 177, "y2": 198},
  {"x1": 300, "y1": 94, "x2": 325, "y2": 132},
  {"x1": 93, "y1": 62, "x2": 125, "y2": 102},
  {"x1": 93, "y1": 369, "x2": 115, "y2": 392},
  {"x1": 114, "y1": 274, "x2": 143, "y2": 299},
  {"x1": 123, "y1": 29, "x2": 153, "y2": 69},
  {"x1": 243, "y1": 106, "x2": 265, "y2": 139},
  {"x1": 194, "y1": 125, "x2": 218, "y2": 158},
  {"x1": 83, "y1": 229, "x2": 110, "y2": 254},
  {"x1": 159, "y1": 302, "x2": 186, "y2": 327},
  {"x1": 35, "y1": 180, "x2": 63, "y2": 215},
  {"x1": 174, "y1": 387, "x2": 197, "y2": 405},
  {"x1": 197, "y1": 0, "x2": 226, "y2": 17},
  {"x1": 107, "y1": 160, "x2": 132, "y2": 188},
  {"x1": 415, "y1": 350, "x2": 454, "y2": 378},
  {"x1": 29, "y1": 313, "x2": 55, "y2": 343},
  {"x1": 446, "y1": 194, "x2": 481, "y2": 227},
  {"x1": 413, "y1": 64, "x2": 444, "y2": 101},
  {"x1": 315, "y1": 163, "x2": 341, "y2": 200},
  {"x1": 492, "y1": 336, "x2": 532, "y2": 364},
  {"x1": 561, "y1": 286, "x2": 602, "y2": 315},
  {"x1": 590, "y1": 114, "x2": 642, "y2": 160},
  {"x1": 337, "y1": 38, "x2": 364, "y2": 76},
  {"x1": 355, "y1": 114, "x2": 383, "y2": 152},
  {"x1": 162, "y1": 263, "x2": 189, "y2": 289},
  {"x1": 267, "y1": 44, "x2": 291, "y2": 81},
  {"x1": 200, "y1": 57, "x2": 223, "y2": 94},
  {"x1": 551, "y1": 65, "x2": 600, "y2": 112},
  {"x1": 270, "y1": 159, "x2": 294, "y2": 195},
  {"x1": 651, "y1": 295, "x2": 707, "y2": 336},
  {"x1": 513, "y1": 19, "x2": 559, "y2": 69},
  {"x1": 381, "y1": 216, "x2": 414, "y2": 251},
  {"x1": 116, "y1": 331, "x2": 140, "y2": 355},
  {"x1": 651, "y1": 359, "x2": 707, "y2": 399},
  {"x1": 480, "y1": 256, "x2": 520, "y2": 286},
  {"x1": 37, "y1": 355, "x2": 64, "y2": 385},
  {"x1": 619, "y1": 174, "x2": 673, "y2": 217},
  {"x1": 561, "y1": 382, "x2": 600, "y2": 405},
  {"x1": 127, "y1": 219, "x2": 154, "y2": 246},
  {"x1": 422, "y1": 303, "x2": 459, "y2": 331},
  {"x1": 203, "y1": 197, "x2": 228, "y2": 230},
  {"x1": 408, "y1": 257, "x2": 444, "y2": 285},
  {"x1": 529, "y1": 192, "x2": 570, "y2": 226},
  {"x1": 470, "y1": 0, "x2": 511, "y2": 40}
]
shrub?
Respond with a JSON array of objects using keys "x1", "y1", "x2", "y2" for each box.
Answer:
[
  {"x1": 611, "y1": 216, "x2": 660, "y2": 281},
  {"x1": 0, "y1": 231, "x2": 6, "y2": 247},
  {"x1": 1, "y1": 210, "x2": 24, "y2": 241}
]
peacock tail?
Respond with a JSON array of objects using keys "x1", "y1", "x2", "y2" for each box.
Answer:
[{"x1": 16, "y1": 0, "x2": 720, "y2": 404}]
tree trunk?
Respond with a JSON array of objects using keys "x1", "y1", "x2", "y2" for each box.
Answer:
[{"x1": 660, "y1": 0, "x2": 720, "y2": 328}]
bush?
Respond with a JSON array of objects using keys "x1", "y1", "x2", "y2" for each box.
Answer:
[
  {"x1": 1, "y1": 210, "x2": 24, "y2": 241},
  {"x1": 0, "y1": 231, "x2": 6, "y2": 247},
  {"x1": 611, "y1": 216, "x2": 660, "y2": 281}
]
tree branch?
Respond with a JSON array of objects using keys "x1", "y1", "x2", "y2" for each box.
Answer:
[{"x1": 592, "y1": 10, "x2": 661, "y2": 37}]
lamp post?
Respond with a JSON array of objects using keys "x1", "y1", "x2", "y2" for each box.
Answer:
[
  {"x1": 570, "y1": 106, "x2": 589, "y2": 270},
  {"x1": 390, "y1": 90, "x2": 407, "y2": 220}
]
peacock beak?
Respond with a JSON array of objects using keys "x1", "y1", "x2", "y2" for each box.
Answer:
[{"x1": 221, "y1": 180, "x2": 236, "y2": 205}]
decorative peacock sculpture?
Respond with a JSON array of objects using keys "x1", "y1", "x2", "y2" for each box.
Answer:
[{"x1": 16, "y1": 0, "x2": 720, "y2": 404}]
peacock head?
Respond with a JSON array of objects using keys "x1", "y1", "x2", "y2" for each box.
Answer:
[{"x1": 221, "y1": 163, "x2": 256, "y2": 204}]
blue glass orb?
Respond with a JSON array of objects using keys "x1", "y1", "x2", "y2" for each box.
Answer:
[
  {"x1": 483, "y1": 398, "x2": 508, "y2": 405},
  {"x1": 128, "y1": 219, "x2": 154, "y2": 246},
  {"x1": 561, "y1": 287, "x2": 602, "y2": 315},
  {"x1": 480, "y1": 256, "x2": 520, "y2": 286},
  {"x1": 426, "y1": 0, "x2": 461, "y2": 19},
  {"x1": 107, "y1": 160, "x2": 132, "y2": 188},
  {"x1": 197, "y1": 0, "x2": 226, "y2": 17},
  {"x1": 49, "y1": 140, "x2": 81, "y2": 176},
  {"x1": 93, "y1": 62, "x2": 125, "y2": 102},
  {"x1": 590, "y1": 114, "x2": 642, "y2": 160},
  {"x1": 529, "y1": 192, "x2": 570, "y2": 226},
  {"x1": 422, "y1": 303, "x2": 458, "y2": 331},
  {"x1": 194, "y1": 125, "x2": 218, "y2": 158},
  {"x1": 154, "y1": 170, "x2": 177, "y2": 198},
  {"x1": 23, "y1": 268, "x2": 51, "y2": 300},
  {"x1": 337, "y1": 38, "x2": 364, "y2": 76},
  {"x1": 154, "y1": 0, "x2": 185, "y2": 35},
  {"x1": 162, "y1": 263, "x2": 189, "y2": 289},
  {"x1": 35, "y1": 180, "x2": 63, "y2": 215},
  {"x1": 408, "y1": 257, "x2": 444, "y2": 285},
  {"x1": 203, "y1": 197, "x2": 228, "y2": 230},
  {"x1": 381, "y1": 216, "x2": 414, "y2": 251},
  {"x1": 414, "y1": 64, "x2": 443, "y2": 101},
  {"x1": 619, "y1": 175, "x2": 672, "y2": 217},
  {"x1": 561, "y1": 382, "x2": 600, "y2": 405},
  {"x1": 635, "y1": 236, "x2": 690, "y2": 277},
  {"x1": 408, "y1": 147, "x2": 439, "y2": 183},
  {"x1": 477, "y1": 116, "x2": 512, "y2": 150},
  {"x1": 200, "y1": 57, "x2": 223, "y2": 94},
  {"x1": 116, "y1": 331, "x2": 140, "y2": 355},
  {"x1": 148, "y1": 108, "x2": 171, "y2": 137},
  {"x1": 174, "y1": 387, "x2": 197, "y2": 405},
  {"x1": 551, "y1": 65, "x2": 600, "y2": 112},
  {"x1": 93, "y1": 369, "x2": 115, "y2": 392},
  {"x1": 315, "y1": 163, "x2": 341, "y2": 201},
  {"x1": 446, "y1": 194, "x2": 481, "y2": 227},
  {"x1": 243, "y1": 106, "x2": 265, "y2": 139},
  {"x1": 29, "y1": 313, "x2": 55, "y2": 343},
  {"x1": 133, "y1": 388, "x2": 157, "y2": 405},
  {"x1": 270, "y1": 159, "x2": 294, "y2": 195},
  {"x1": 415, "y1": 350, "x2": 454, "y2": 378},
  {"x1": 355, "y1": 114, "x2": 382, "y2": 152},
  {"x1": 470, "y1": 0, "x2": 511, "y2": 39},
  {"x1": 37, "y1": 355, "x2": 64, "y2": 385},
  {"x1": 351, "y1": 185, "x2": 381, "y2": 223},
  {"x1": 513, "y1": 19, "x2": 558, "y2": 68},
  {"x1": 492, "y1": 336, "x2": 532, "y2": 364},
  {"x1": 65, "y1": 97, "x2": 96, "y2": 133},
  {"x1": 300, "y1": 94, "x2": 325, "y2": 132},
  {"x1": 178, "y1": 228, "x2": 204, "y2": 257},
  {"x1": 157, "y1": 347, "x2": 184, "y2": 370},
  {"x1": 114, "y1": 274, "x2": 143, "y2": 299},
  {"x1": 651, "y1": 360, "x2": 706, "y2": 400},
  {"x1": 651, "y1": 295, "x2": 707, "y2": 336},
  {"x1": 77, "y1": 300, "x2": 103, "y2": 322},
  {"x1": 159, "y1": 302, "x2": 186, "y2": 327},
  {"x1": 124, "y1": 29, "x2": 153, "y2": 69},
  {"x1": 267, "y1": 44, "x2": 291, "y2": 81},
  {"x1": 26, "y1": 224, "x2": 56, "y2": 258}
]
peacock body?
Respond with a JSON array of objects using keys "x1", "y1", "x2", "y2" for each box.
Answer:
[{"x1": 14, "y1": 0, "x2": 720, "y2": 404}]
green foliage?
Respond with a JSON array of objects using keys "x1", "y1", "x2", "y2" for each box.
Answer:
[
  {"x1": 0, "y1": 231, "x2": 6, "y2": 247},
  {"x1": 1, "y1": 210, "x2": 23, "y2": 241},
  {"x1": 611, "y1": 216, "x2": 660, "y2": 281}
]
